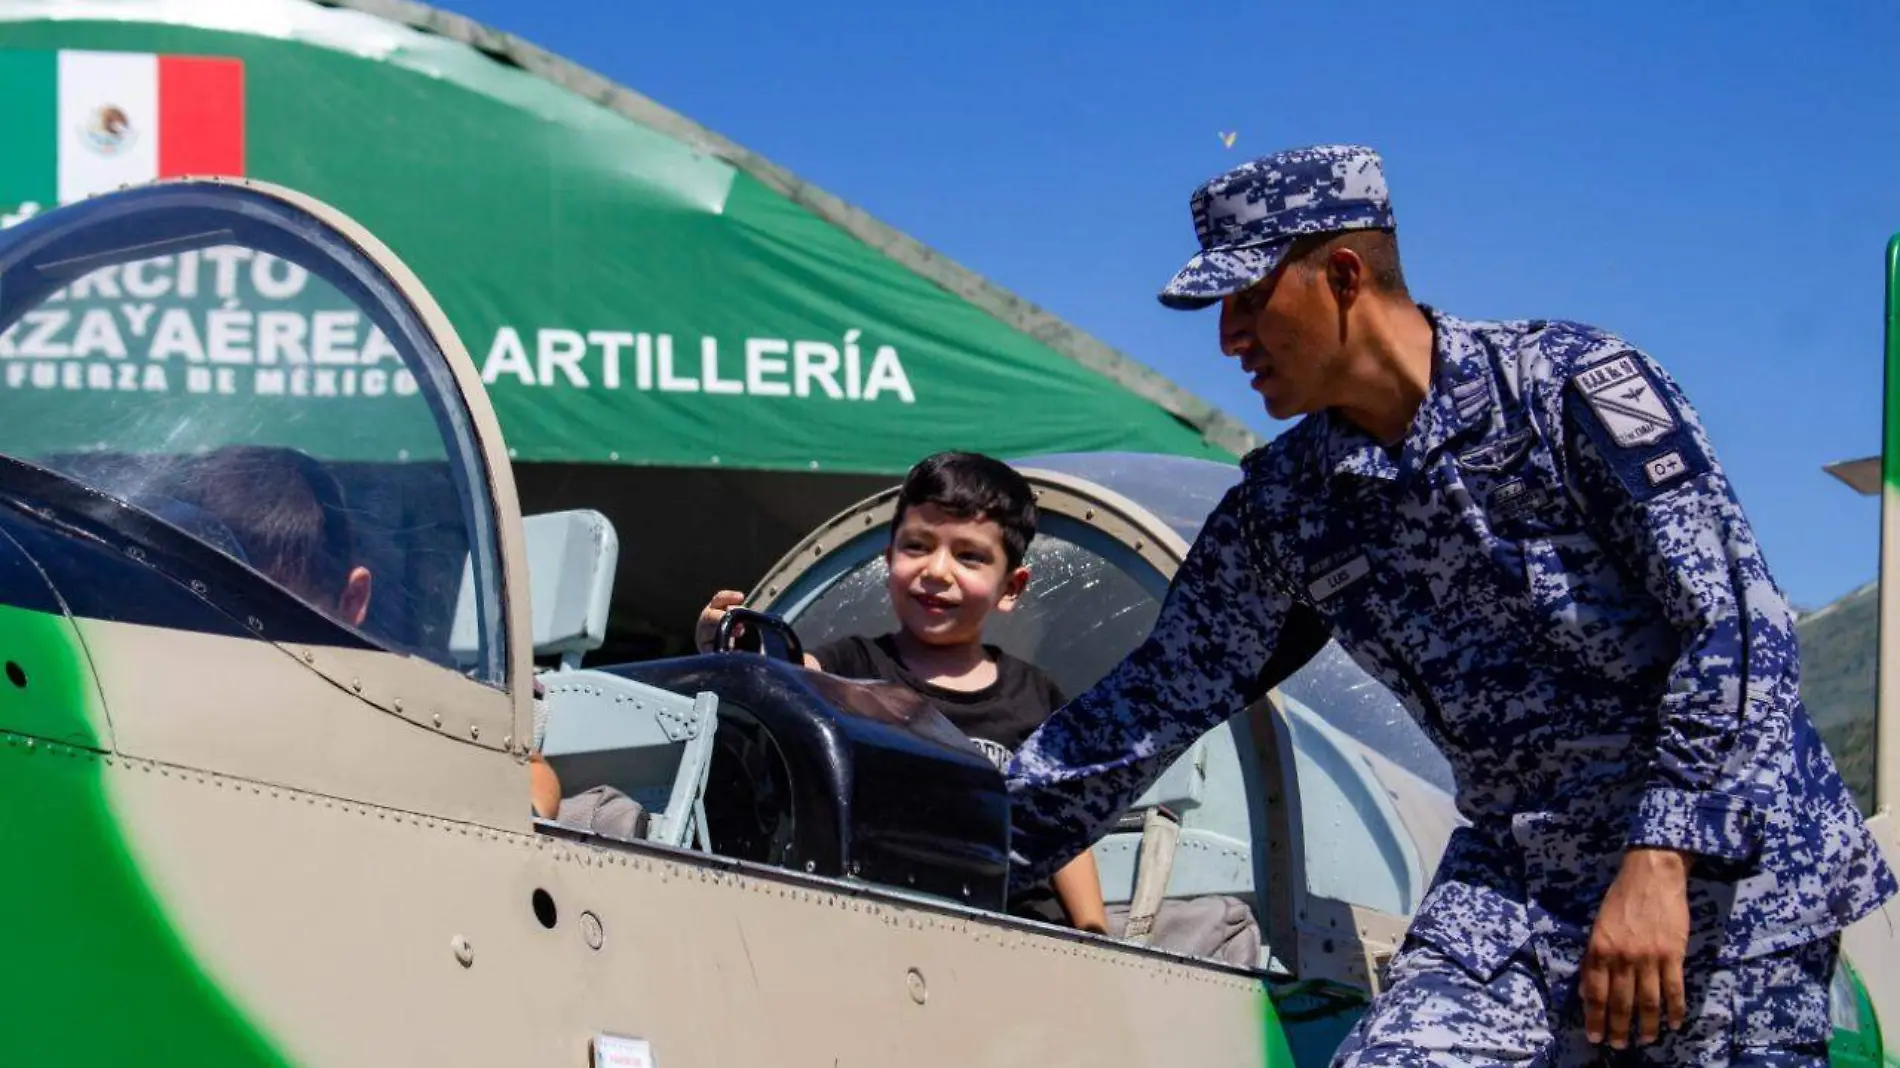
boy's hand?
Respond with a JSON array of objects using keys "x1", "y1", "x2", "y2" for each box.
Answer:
[{"x1": 694, "y1": 590, "x2": 747, "y2": 653}]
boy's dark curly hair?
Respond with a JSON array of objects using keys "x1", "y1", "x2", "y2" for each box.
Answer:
[{"x1": 891, "y1": 451, "x2": 1038, "y2": 570}]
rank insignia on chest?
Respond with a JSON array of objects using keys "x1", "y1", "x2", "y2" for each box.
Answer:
[{"x1": 1574, "y1": 355, "x2": 1676, "y2": 448}]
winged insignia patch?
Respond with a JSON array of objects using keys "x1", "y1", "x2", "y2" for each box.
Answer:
[{"x1": 1572, "y1": 356, "x2": 1675, "y2": 448}]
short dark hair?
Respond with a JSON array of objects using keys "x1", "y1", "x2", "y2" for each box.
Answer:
[
  {"x1": 175, "y1": 445, "x2": 356, "y2": 601},
  {"x1": 1286, "y1": 227, "x2": 1408, "y2": 296},
  {"x1": 890, "y1": 451, "x2": 1038, "y2": 570}
]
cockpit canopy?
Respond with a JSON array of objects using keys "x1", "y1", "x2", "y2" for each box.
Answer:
[{"x1": 0, "y1": 181, "x2": 510, "y2": 687}]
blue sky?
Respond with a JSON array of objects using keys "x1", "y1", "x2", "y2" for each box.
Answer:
[{"x1": 437, "y1": 0, "x2": 1900, "y2": 610}]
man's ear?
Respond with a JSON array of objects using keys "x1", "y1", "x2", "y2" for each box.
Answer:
[
  {"x1": 995, "y1": 566, "x2": 1031, "y2": 613},
  {"x1": 1327, "y1": 247, "x2": 1365, "y2": 304},
  {"x1": 338, "y1": 566, "x2": 373, "y2": 628}
]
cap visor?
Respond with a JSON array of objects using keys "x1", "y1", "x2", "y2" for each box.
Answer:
[{"x1": 1157, "y1": 244, "x2": 1285, "y2": 310}]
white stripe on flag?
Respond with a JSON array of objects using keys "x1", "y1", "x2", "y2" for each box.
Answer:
[{"x1": 57, "y1": 51, "x2": 158, "y2": 204}]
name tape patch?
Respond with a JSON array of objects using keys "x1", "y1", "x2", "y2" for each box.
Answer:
[
  {"x1": 1574, "y1": 355, "x2": 1676, "y2": 448},
  {"x1": 1308, "y1": 554, "x2": 1370, "y2": 603},
  {"x1": 1490, "y1": 476, "x2": 1546, "y2": 522}
]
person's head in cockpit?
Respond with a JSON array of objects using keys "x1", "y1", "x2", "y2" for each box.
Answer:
[{"x1": 180, "y1": 445, "x2": 374, "y2": 628}]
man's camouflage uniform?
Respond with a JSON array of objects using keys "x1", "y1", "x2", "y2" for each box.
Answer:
[{"x1": 1005, "y1": 146, "x2": 1896, "y2": 1065}]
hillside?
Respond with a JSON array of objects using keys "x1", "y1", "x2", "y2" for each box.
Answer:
[{"x1": 1796, "y1": 580, "x2": 1878, "y2": 812}]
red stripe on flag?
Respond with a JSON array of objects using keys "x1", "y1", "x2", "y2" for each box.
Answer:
[{"x1": 157, "y1": 56, "x2": 244, "y2": 178}]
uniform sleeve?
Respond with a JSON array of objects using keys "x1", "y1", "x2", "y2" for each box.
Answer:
[
  {"x1": 1002, "y1": 483, "x2": 1302, "y2": 885},
  {"x1": 1558, "y1": 347, "x2": 1792, "y2": 867}
]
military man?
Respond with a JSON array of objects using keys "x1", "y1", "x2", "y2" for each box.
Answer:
[{"x1": 1004, "y1": 144, "x2": 1896, "y2": 1065}]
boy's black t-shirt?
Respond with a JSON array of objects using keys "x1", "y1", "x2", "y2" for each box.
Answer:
[
  {"x1": 810, "y1": 633, "x2": 1066, "y2": 767},
  {"x1": 808, "y1": 633, "x2": 1073, "y2": 924}
]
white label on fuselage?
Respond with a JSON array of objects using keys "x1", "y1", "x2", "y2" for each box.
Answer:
[{"x1": 594, "y1": 1034, "x2": 655, "y2": 1068}]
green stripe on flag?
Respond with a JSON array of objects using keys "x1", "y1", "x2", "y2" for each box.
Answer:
[{"x1": 0, "y1": 49, "x2": 56, "y2": 209}]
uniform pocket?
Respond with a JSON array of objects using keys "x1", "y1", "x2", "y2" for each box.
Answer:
[
  {"x1": 1509, "y1": 811, "x2": 1619, "y2": 936},
  {"x1": 1727, "y1": 937, "x2": 1836, "y2": 1054},
  {"x1": 1521, "y1": 534, "x2": 1585, "y2": 615},
  {"x1": 1403, "y1": 878, "x2": 1533, "y2": 984},
  {"x1": 1520, "y1": 533, "x2": 1671, "y2": 679},
  {"x1": 1522, "y1": 532, "x2": 1617, "y2": 613}
]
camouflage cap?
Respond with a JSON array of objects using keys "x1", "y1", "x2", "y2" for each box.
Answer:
[{"x1": 1158, "y1": 144, "x2": 1395, "y2": 310}]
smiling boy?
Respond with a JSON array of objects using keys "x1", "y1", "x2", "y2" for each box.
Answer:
[{"x1": 697, "y1": 451, "x2": 1109, "y2": 933}]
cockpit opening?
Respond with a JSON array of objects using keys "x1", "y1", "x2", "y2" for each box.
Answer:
[{"x1": 525, "y1": 452, "x2": 1469, "y2": 991}]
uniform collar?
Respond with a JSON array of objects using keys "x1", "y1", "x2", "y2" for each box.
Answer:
[
  {"x1": 1321, "y1": 305, "x2": 1493, "y2": 486},
  {"x1": 1320, "y1": 416, "x2": 1398, "y2": 483}
]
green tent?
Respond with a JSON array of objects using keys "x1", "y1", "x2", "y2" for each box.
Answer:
[{"x1": 0, "y1": 0, "x2": 1258, "y2": 657}]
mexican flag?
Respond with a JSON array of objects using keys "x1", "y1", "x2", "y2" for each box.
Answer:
[{"x1": 0, "y1": 49, "x2": 244, "y2": 210}]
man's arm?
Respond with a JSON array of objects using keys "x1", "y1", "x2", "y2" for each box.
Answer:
[
  {"x1": 1004, "y1": 483, "x2": 1302, "y2": 885},
  {"x1": 1557, "y1": 346, "x2": 1792, "y2": 1046},
  {"x1": 1559, "y1": 348, "x2": 1789, "y2": 867}
]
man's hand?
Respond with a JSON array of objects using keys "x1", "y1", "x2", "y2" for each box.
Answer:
[
  {"x1": 694, "y1": 590, "x2": 746, "y2": 653},
  {"x1": 1581, "y1": 847, "x2": 1690, "y2": 1049}
]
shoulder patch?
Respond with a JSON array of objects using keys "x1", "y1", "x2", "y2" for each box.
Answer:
[
  {"x1": 1564, "y1": 353, "x2": 1710, "y2": 501},
  {"x1": 1572, "y1": 355, "x2": 1676, "y2": 447}
]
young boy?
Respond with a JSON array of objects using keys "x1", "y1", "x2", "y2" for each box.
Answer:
[{"x1": 695, "y1": 451, "x2": 1108, "y2": 934}]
